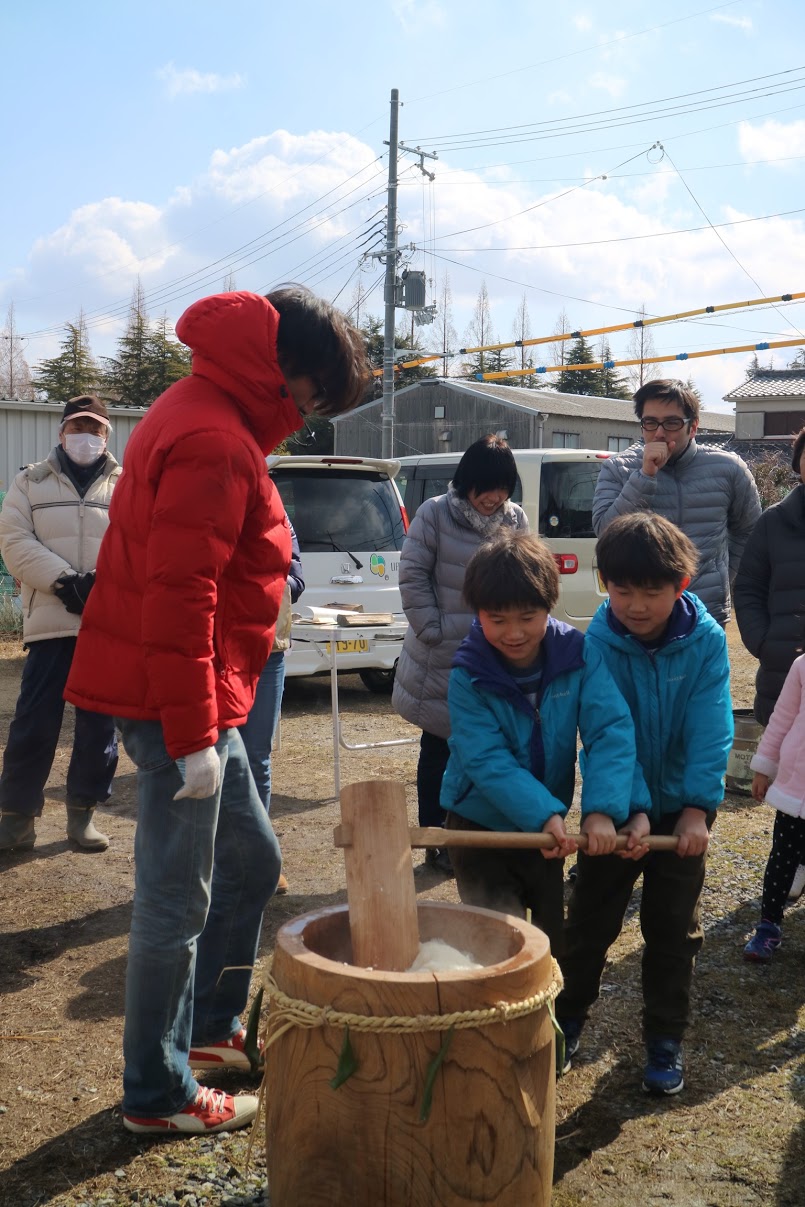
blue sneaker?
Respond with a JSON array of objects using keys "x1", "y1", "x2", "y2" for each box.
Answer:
[
  {"x1": 643, "y1": 1037, "x2": 684, "y2": 1095},
  {"x1": 558, "y1": 1018, "x2": 583, "y2": 1075},
  {"x1": 743, "y1": 920, "x2": 782, "y2": 963}
]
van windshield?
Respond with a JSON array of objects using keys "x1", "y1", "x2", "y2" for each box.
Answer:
[
  {"x1": 539, "y1": 462, "x2": 603, "y2": 538},
  {"x1": 270, "y1": 468, "x2": 405, "y2": 553}
]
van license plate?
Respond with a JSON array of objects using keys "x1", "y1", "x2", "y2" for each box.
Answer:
[
  {"x1": 595, "y1": 570, "x2": 608, "y2": 594},
  {"x1": 326, "y1": 639, "x2": 369, "y2": 654}
]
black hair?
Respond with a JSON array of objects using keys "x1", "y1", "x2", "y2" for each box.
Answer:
[
  {"x1": 452, "y1": 435, "x2": 518, "y2": 499},
  {"x1": 792, "y1": 425, "x2": 805, "y2": 474},
  {"x1": 265, "y1": 283, "x2": 370, "y2": 417},
  {"x1": 633, "y1": 378, "x2": 701, "y2": 424},
  {"x1": 463, "y1": 530, "x2": 560, "y2": 613},
  {"x1": 596, "y1": 512, "x2": 699, "y2": 589}
]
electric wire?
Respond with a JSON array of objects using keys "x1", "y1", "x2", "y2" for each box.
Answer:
[
  {"x1": 658, "y1": 143, "x2": 805, "y2": 339},
  {"x1": 411, "y1": 66, "x2": 805, "y2": 145},
  {"x1": 21, "y1": 164, "x2": 387, "y2": 340},
  {"x1": 436, "y1": 205, "x2": 805, "y2": 252},
  {"x1": 405, "y1": 0, "x2": 748, "y2": 105}
]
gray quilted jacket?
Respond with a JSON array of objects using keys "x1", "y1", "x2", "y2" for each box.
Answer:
[
  {"x1": 593, "y1": 439, "x2": 761, "y2": 624},
  {"x1": 392, "y1": 491, "x2": 528, "y2": 738}
]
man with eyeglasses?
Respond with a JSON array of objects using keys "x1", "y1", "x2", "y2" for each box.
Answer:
[{"x1": 593, "y1": 379, "x2": 760, "y2": 626}]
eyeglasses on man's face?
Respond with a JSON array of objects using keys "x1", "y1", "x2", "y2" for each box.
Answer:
[{"x1": 640, "y1": 416, "x2": 692, "y2": 433}]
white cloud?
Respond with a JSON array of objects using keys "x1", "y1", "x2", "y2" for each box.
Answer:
[
  {"x1": 7, "y1": 125, "x2": 805, "y2": 412},
  {"x1": 390, "y1": 0, "x2": 446, "y2": 31},
  {"x1": 711, "y1": 13, "x2": 753, "y2": 30},
  {"x1": 738, "y1": 119, "x2": 805, "y2": 162},
  {"x1": 157, "y1": 62, "x2": 245, "y2": 98},
  {"x1": 573, "y1": 14, "x2": 592, "y2": 32},
  {"x1": 588, "y1": 72, "x2": 627, "y2": 98}
]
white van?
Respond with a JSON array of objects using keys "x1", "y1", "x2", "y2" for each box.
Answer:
[
  {"x1": 268, "y1": 455, "x2": 407, "y2": 691},
  {"x1": 395, "y1": 448, "x2": 611, "y2": 630}
]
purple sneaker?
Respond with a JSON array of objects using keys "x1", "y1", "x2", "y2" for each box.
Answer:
[{"x1": 743, "y1": 920, "x2": 782, "y2": 963}]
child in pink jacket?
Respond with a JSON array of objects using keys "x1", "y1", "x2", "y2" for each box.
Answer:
[{"x1": 744, "y1": 653, "x2": 805, "y2": 961}]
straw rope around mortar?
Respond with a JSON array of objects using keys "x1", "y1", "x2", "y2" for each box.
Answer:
[{"x1": 248, "y1": 956, "x2": 564, "y2": 1142}]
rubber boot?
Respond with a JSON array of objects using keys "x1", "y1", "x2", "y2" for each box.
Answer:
[
  {"x1": 0, "y1": 811, "x2": 36, "y2": 851},
  {"x1": 66, "y1": 806, "x2": 109, "y2": 852}
]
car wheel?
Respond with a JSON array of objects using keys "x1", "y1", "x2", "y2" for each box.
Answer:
[{"x1": 359, "y1": 666, "x2": 396, "y2": 694}]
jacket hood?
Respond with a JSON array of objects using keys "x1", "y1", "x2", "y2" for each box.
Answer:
[
  {"x1": 453, "y1": 614, "x2": 585, "y2": 708},
  {"x1": 176, "y1": 291, "x2": 302, "y2": 454},
  {"x1": 591, "y1": 590, "x2": 706, "y2": 652}
]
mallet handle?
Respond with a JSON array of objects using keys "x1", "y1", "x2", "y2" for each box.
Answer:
[
  {"x1": 413, "y1": 827, "x2": 679, "y2": 851},
  {"x1": 334, "y1": 825, "x2": 678, "y2": 852}
]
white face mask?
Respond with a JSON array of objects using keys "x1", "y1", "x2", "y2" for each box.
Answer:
[{"x1": 63, "y1": 433, "x2": 107, "y2": 466}]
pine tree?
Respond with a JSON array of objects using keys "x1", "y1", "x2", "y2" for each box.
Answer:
[
  {"x1": 0, "y1": 302, "x2": 34, "y2": 399},
  {"x1": 100, "y1": 281, "x2": 153, "y2": 407},
  {"x1": 684, "y1": 375, "x2": 703, "y2": 404},
  {"x1": 597, "y1": 338, "x2": 631, "y2": 400},
  {"x1": 33, "y1": 311, "x2": 98, "y2": 400},
  {"x1": 557, "y1": 335, "x2": 602, "y2": 395},
  {"x1": 626, "y1": 305, "x2": 660, "y2": 393},
  {"x1": 147, "y1": 314, "x2": 192, "y2": 399},
  {"x1": 486, "y1": 345, "x2": 515, "y2": 380},
  {"x1": 362, "y1": 316, "x2": 435, "y2": 399}
]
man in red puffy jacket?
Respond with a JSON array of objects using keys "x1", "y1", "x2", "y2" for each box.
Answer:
[{"x1": 66, "y1": 287, "x2": 368, "y2": 1136}]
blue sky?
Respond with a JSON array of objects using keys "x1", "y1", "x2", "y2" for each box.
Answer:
[{"x1": 2, "y1": 0, "x2": 804, "y2": 412}]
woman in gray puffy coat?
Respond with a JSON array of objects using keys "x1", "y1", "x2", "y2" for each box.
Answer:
[{"x1": 392, "y1": 435, "x2": 528, "y2": 874}]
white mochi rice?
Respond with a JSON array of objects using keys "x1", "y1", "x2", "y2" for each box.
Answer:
[{"x1": 407, "y1": 938, "x2": 484, "y2": 972}]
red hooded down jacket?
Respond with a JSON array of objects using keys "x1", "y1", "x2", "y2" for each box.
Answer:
[{"x1": 65, "y1": 291, "x2": 301, "y2": 759}]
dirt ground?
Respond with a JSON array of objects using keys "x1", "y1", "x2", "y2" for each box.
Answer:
[{"x1": 0, "y1": 628, "x2": 804, "y2": 1207}]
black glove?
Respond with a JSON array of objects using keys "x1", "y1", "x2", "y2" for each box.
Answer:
[{"x1": 53, "y1": 571, "x2": 96, "y2": 615}]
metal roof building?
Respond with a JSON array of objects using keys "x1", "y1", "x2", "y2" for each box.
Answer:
[
  {"x1": 331, "y1": 379, "x2": 735, "y2": 458},
  {"x1": 723, "y1": 369, "x2": 805, "y2": 440}
]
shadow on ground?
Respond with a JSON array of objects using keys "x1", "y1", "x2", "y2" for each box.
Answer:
[{"x1": 0, "y1": 901, "x2": 132, "y2": 994}]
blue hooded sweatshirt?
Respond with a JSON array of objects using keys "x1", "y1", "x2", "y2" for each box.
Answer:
[
  {"x1": 440, "y1": 615, "x2": 645, "y2": 833},
  {"x1": 585, "y1": 592, "x2": 732, "y2": 821}
]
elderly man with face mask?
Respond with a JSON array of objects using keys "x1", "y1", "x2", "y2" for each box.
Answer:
[{"x1": 0, "y1": 394, "x2": 120, "y2": 852}]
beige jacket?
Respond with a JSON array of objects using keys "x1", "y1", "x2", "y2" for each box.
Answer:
[{"x1": 0, "y1": 449, "x2": 121, "y2": 642}]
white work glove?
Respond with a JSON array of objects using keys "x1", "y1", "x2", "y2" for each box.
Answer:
[{"x1": 174, "y1": 746, "x2": 221, "y2": 800}]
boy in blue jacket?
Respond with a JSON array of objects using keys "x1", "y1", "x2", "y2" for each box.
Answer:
[
  {"x1": 556, "y1": 512, "x2": 732, "y2": 1095},
  {"x1": 441, "y1": 529, "x2": 643, "y2": 958}
]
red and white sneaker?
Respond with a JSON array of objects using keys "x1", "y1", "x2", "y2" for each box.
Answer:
[
  {"x1": 122, "y1": 1085, "x2": 258, "y2": 1134},
  {"x1": 189, "y1": 1027, "x2": 263, "y2": 1072}
]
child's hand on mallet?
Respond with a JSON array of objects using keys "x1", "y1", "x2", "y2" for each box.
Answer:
[
  {"x1": 541, "y1": 813, "x2": 576, "y2": 860},
  {"x1": 581, "y1": 812, "x2": 618, "y2": 856},
  {"x1": 617, "y1": 811, "x2": 651, "y2": 860},
  {"x1": 674, "y1": 807, "x2": 710, "y2": 857},
  {"x1": 751, "y1": 772, "x2": 769, "y2": 803}
]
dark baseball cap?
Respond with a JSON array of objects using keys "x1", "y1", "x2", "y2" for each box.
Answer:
[{"x1": 60, "y1": 395, "x2": 111, "y2": 428}]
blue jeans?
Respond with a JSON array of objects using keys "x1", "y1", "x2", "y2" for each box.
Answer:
[
  {"x1": 0, "y1": 636, "x2": 118, "y2": 816},
  {"x1": 239, "y1": 650, "x2": 286, "y2": 813},
  {"x1": 118, "y1": 719, "x2": 281, "y2": 1116}
]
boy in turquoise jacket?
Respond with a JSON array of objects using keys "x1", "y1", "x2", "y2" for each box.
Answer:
[
  {"x1": 557, "y1": 512, "x2": 732, "y2": 1095},
  {"x1": 441, "y1": 530, "x2": 645, "y2": 958}
]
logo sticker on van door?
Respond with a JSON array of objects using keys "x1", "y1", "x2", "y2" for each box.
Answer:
[{"x1": 370, "y1": 554, "x2": 387, "y2": 578}]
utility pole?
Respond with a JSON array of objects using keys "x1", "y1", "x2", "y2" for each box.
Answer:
[{"x1": 381, "y1": 88, "x2": 400, "y2": 460}]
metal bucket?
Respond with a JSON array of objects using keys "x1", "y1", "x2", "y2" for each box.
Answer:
[{"x1": 725, "y1": 708, "x2": 765, "y2": 796}]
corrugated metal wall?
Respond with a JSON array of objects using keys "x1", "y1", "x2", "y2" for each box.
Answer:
[
  {"x1": 0, "y1": 400, "x2": 145, "y2": 491},
  {"x1": 333, "y1": 384, "x2": 642, "y2": 457}
]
